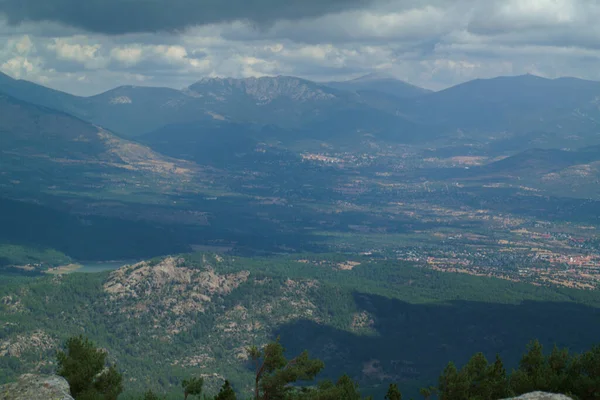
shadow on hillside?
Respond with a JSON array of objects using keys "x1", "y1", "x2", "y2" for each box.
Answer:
[
  {"x1": 275, "y1": 293, "x2": 600, "y2": 397},
  {"x1": 0, "y1": 196, "x2": 331, "y2": 262},
  {"x1": 0, "y1": 197, "x2": 193, "y2": 262}
]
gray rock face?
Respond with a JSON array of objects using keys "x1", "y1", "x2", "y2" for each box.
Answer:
[
  {"x1": 503, "y1": 392, "x2": 573, "y2": 400},
  {"x1": 0, "y1": 374, "x2": 74, "y2": 400}
]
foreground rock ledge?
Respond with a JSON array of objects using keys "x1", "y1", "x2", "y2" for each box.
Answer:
[
  {"x1": 0, "y1": 374, "x2": 74, "y2": 400},
  {"x1": 503, "y1": 392, "x2": 573, "y2": 400},
  {"x1": 0, "y1": 375, "x2": 573, "y2": 400}
]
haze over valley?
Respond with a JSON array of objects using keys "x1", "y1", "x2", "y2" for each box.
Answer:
[{"x1": 3, "y1": 71, "x2": 600, "y2": 282}]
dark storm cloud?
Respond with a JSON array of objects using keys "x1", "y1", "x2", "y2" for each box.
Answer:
[{"x1": 0, "y1": 0, "x2": 377, "y2": 34}]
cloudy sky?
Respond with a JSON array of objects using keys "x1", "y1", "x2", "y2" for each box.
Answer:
[{"x1": 1, "y1": 0, "x2": 599, "y2": 96}]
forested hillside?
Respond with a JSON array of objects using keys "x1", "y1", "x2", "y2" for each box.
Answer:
[
  {"x1": 8, "y1": 333, "x2": 600, "y2": 399},
  {"x1": 1, "y1": 253, "x2": 599, "y2": 398}
]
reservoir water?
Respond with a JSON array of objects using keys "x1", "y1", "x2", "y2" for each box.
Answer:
[{"x1": 76, "y1": 260, "x2": 139, "y2": 273}]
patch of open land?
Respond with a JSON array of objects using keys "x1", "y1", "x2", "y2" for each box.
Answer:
[{"x1": 45, "y1": 264, "x2": 82, "y2": 275}]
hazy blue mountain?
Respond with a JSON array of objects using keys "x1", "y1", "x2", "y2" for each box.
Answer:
[
  {"x1": 88, "y1": 75, "x2": 370, "y2": 137},
  {"x1": 325, "y1": 72, "x2": 432, "y2": 99},
  {"x1": 0, "y1": 71, "x2": 88, "y2": 118},
  {"x1": 84, "y1": 85, "x2": 203, "y2": 136},
  {"x1": 0, "y1": 93, "x2": 107, "y2": 159},
  {"x1": 0, "y1": 73, "x2": 419, "y2": 140},
  {"x1": 3, "y1": 72, "x2": 600, "y2": 145},
  {"x1": 88, "y1": 76, "x2": 371, "y2": 137},
  {"x1": 184, "y1": 75, "x2": 350, "y2": 127},
  {"x1": 140, "y1": 76, "x2": 427, "y2": 147},
  {"x1": 405, "y1": 74, "x2": 600, "y2": 134},
  {"x1": 0, "y1": 73, "x2": 209, "y2": 137},
  {"x1": 0, "y1": 92, "x2": 196, "y2": 196}
]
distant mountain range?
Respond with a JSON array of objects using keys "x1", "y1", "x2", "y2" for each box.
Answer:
[
  {"x1": 404, "y1": 74, "x2": 600, "y2": 134},
  {"x1": 2, "y1": 71, "x2": 600, "y2": 144},
  {"x1": 3, "y1": 71, "x2": 600, "y2": 192},
  {"x1": 0, "y1": 72, "x2": 419, "y2": 139},
  {"x1": 3, "y1": 70, "x2": 600, "y2": 204}
]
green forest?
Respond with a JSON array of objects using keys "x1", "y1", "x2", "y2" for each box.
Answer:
[
  {"x1": 54, "y1": 335, "x2": 600, "y2": 400},
  {"x1": 2, "y1": 253, "x2": 600, "y2": 399}
]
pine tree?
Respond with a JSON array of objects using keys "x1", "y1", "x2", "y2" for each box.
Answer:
[
  {"x1": 182, "y1": 377, "x2": 204, "y2": 400},
  {"x1": 566, "y1": 345, "x2": 600, "y2": 399},
  {"x1": 485, "y1": 354, "x2": 510, "y2": 399},
  {"x1": 384, "y1": 383, "x2": 402, "y2": 400},
  {"x1": 215, "y1": 380, "x2": 236, "y2": 400},
  {"x1": 56, "y1": 335, "x2": 123, "y2": 400},
  {"x1": 142, "y1": 390, "x2": 164, "y2": 400},
  {"x1": 510, "y1": 340, "x2": 549, "y2": 394},
  {"x1": 322, "y1": 374, "x2": 361, "y2": 400},
  {"x1": 438, "y1": 361, "x2": 469, "y2": 400},
  {"x1": 93, "y1": 365, "x2": 123, "y2": 400},
  {"x1": 463, "y1": 352, "x2": 489, "y2": 399},
  {"x1": 248, "y1": 338, "x2": 324, "y2": 400}
]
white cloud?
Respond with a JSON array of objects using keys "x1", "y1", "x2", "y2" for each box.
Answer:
[
  {"x1": 47, "y1": 37, "x2": 107, "y2": 69},
  {"x1": 471, "y1": 0, "x2": 579, "y2": 32},
  {"x1": 0, "y1": 55, "x2": 49, "y2": 82},
  {"x1": 110, "y1": 46, "x2": 144, "y2": 66},
  {"x1": 155, "y1": 45, "x2": 188, "y2": 63},
  {"x1": 14, "y1": 35, "x2": 34, "y2": 54}
]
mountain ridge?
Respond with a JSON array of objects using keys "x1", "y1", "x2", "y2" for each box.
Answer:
[
  {"x1": 2, "y1": 72, "x2": 600, "y2": 145},
  {"x1": 0, "y1": 91, "x2": 197, "y2": 196},
  {"x1": 324, "y1": 72, "x2": 432, "y2": 99}
]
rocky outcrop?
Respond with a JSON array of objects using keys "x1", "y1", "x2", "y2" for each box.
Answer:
[
  {"x1": 102, "y1": 257, "x2": 250, "y2": 335},
  {"x1": 503, "y1": 392, "x2": 573, "y2": 400},
  {"x1": 187, "y1": 76, "x2": 337, "y2": 104},
  {"x1": 0, "y1": 374, "x2": 73, "y2": 400},
  {"x1": 0, "y1": 330, "x2": 57, "y2": 358},
  {"x1": 104, "y1": 257, "x2": 250, "y2": 303}
]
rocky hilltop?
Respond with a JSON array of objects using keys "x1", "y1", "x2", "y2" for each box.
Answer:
[
  {"x1": 103, "y1": 256, "x2": 250, "y2": 334},
  {"x1": 0, "y1": 374, "x2": 73, "y2": 400},
  {"x1": 100, "y1": 256, "x2": 321, "y2": 342},
  {"x1": 187, "y1": 76, "x2": 337, "y2": 104},
  {"x1": 503, "y1": 393, "x2": 573, "y2": 400}
]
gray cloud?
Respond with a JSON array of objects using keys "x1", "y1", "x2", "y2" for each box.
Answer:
[
  {"x1": 0, "y1": 0, "x2": 378, "y2": 34},
  {"x1": 1, "y1": 0, "x2": 600, "y2": 96}
]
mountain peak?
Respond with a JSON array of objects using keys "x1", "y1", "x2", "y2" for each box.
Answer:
[
  {"x1": 325, "y1": 73, "x2": 431, "y2": 98},
  {"x1": 192, "y1": 75, "x2": 311, "y2": 85},
  {"x1": 512, "y1": 73, "x2": 548, "y2": 81},
  {"x1": 187, "y1": 75, "x2": 336, "y2": 103},
  {"x1": 350, "y1": 71, "x2": 396, "y2": 82},
  {"x1": 480, "y1": 73, "x2": 549, "y2": 83}
]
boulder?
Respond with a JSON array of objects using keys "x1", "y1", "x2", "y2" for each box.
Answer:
[
  {"x1": 503, "y1": 392, "x2": 573, "y2": 400},
  {"x1": 0, "y1": 374, "x2": 73, "y2": 400}
]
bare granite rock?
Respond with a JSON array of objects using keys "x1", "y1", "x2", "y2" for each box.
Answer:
[
  {"x1": 0, "y1": 374, "x2": 73, "y2": 400},
  {"x1": 503, "y1": 392, "x2": 573, "y2": 400}
]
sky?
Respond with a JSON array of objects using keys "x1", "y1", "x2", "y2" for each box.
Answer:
[{"x1": 0, "y1": 0, "x2": 599, "y2": 96}]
